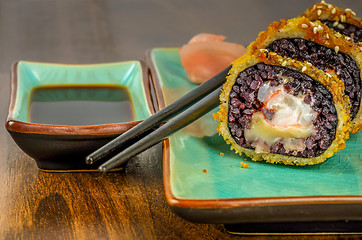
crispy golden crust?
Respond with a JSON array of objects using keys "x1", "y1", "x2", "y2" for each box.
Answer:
[
  {"x1": 247, "y1": 17, "x2": 362, "y2": 133},
  {"x1": 214, "y1": 50, "x2": 351, "y2": 166},
  {"x1": 301, "y1": 1, "x2": 362, "y2": 32}
]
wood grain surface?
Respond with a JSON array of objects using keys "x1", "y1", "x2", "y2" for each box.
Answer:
[{"x1": 1, "y1": 0, "x2": 362, "y2": 239}]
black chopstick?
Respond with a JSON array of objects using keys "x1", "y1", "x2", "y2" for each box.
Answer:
[
  {"x1": 98, "y1": 87, "x2": 221, "y2": 172},
  {"x1": 85, "y1": 66, "x2": 230, "y2": 170}
]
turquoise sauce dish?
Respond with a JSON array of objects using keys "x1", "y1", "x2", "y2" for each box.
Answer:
[{"x1": 6, "y1": 60, "x2": 155, "y2": 171}]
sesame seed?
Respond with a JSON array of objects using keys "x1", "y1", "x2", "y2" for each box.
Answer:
[
  {"x1": 345, "y1": 8, "x2": 356, "y2": 16},
  {"x1": 326, "y1": 72, "x2": 332, "y2": 78},
  {"x1": 326, "y1": 33, "x2": 330, "y2": 39},
  {"x1": 281, "y1": 60, "x2": 287, "y2": 66},
  {"x1": 337, "y1": 24, "x2": 345, "y2": 29},
  {"x1": 340, "y1": 15, "x2": 346, "y2": 22},
  {"x1": 317, "y1": 6, "x2": 324, "y2": 9},
  {"x1": 335, "y1": 46, "x2": 339, "y2": 54},
  {"x1": 313, "y1": 25, "x2": 323, "y2": 34},
  {"x1": 335, "y1": 32, "x2": 342, "y2": 38},
  {"x1": 333, "y1": 21, "x2": 339, "y2": 27},
  {"x1": 301, "y1": 23, "x2": 308, "y2": 28},
  {"x1": 327, "y1": 4, "x2": 332, "y2": 9},
  {"x1": 317, "y1": 10, "x2": 322, "y2": 16},
  {"x1": 301, "y1": 66, "x2": 307, "y2": 72},
  {"x1": 345, "y1": 36, "x2": 351, "y2": 41},
  {"x1": 321, "y1": 0, "x2": 326, "y2": 3},
  {"x1": 331, "y1": 8, "x2": 336, "y2": 14}
]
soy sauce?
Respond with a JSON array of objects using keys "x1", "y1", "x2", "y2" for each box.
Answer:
[{"x1": 29, "y1": 86, "x2": 135, "y2": 125}]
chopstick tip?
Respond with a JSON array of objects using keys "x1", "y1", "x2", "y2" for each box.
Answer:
[
  {"x1": 98, "y1": 165, "x2": 108, "y2": 172},
  {"x1": 85, "y1": 156, "x2": 94, "y2": 165}
]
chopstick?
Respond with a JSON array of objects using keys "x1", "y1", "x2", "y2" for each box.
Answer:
[
  {"x1": 98, "y1": 87, "x2": 221, "y2": 172},
  {"x1": 85, "y1": 66, "x2": 231, "y2": 172}
]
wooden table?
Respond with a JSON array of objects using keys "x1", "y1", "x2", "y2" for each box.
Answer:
[{"x1": 1, "y1": 0, "x2": 361, "y2": 239}]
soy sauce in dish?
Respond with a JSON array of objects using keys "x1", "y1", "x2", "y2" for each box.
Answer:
[{"x1": 29, "y1": 86, "x2": 135, "y2": 125}]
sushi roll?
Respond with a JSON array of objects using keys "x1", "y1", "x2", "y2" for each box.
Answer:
[
  {"x1": 214, "y1": 50, "x2": 351, "y2": 166},
  {"x1": 301, "y1": 1, "x2": 362, "y2": 43},
  {"x1": 248, "y1": 17, "x2": 362, "y2": 133}
]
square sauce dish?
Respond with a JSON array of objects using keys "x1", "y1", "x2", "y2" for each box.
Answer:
[{"x1": 6, "y1": 60, "x2": 155, "y2": 171}]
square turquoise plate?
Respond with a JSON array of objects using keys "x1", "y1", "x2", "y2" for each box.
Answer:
[
  {"x1": 6, "y1": 60, "x2": 154, "y2": 171},
  {"x1": 146, "y1": 48, "x2": 362, "y2": 232}
]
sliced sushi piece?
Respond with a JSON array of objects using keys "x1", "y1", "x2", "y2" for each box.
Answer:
[
  {"x1": 248, "y1": 17, "x2": 362, "y2": 133},
  {"x1": 301, "y1": 1, "x2": 362, "y2": 43},
  {"x1": 179, "y1": 33, "x2": 247, "y2": 84},
  {"x1": 214, "y1": 51, "x2": 351, "y2": 166}
]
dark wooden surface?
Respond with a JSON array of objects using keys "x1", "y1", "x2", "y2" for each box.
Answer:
[{"x1": 1, "y1": 0, "x2": 362, "y2": 239}]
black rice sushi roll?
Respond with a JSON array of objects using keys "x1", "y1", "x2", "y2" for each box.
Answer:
[
  {"x1": 248, "y1": 17, "x2": 362, "y2": 133},
  {"x1": 214, "y1": 50, "x2": 351, "y2": 166},
  {"x1": 301, "y1": 1, "x2": 362, "y2": 44}
]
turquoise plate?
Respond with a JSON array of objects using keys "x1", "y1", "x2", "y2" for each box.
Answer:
[
  {"x1": 147, "y1": 48, "x2": 362, "y2": 228},
  {"x1": 6, "y1": 60, "x2": 154, "y2": 171}
]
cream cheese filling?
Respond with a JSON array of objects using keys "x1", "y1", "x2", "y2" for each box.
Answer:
[{"x1": 245, "y1": 81, "x2": 317, "y2": 154}]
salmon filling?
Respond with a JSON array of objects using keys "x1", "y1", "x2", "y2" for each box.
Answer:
[{"x1": 228, "y1": 63, "x2": 338, "y2": 158}]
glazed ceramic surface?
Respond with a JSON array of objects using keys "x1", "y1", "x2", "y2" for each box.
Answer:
[
  {"x1": 6, "y1": 60, "x2": 154, "y2": 170},
  {"x1": 147, "y1": 48, "x2": 362, "y2": 224}
]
